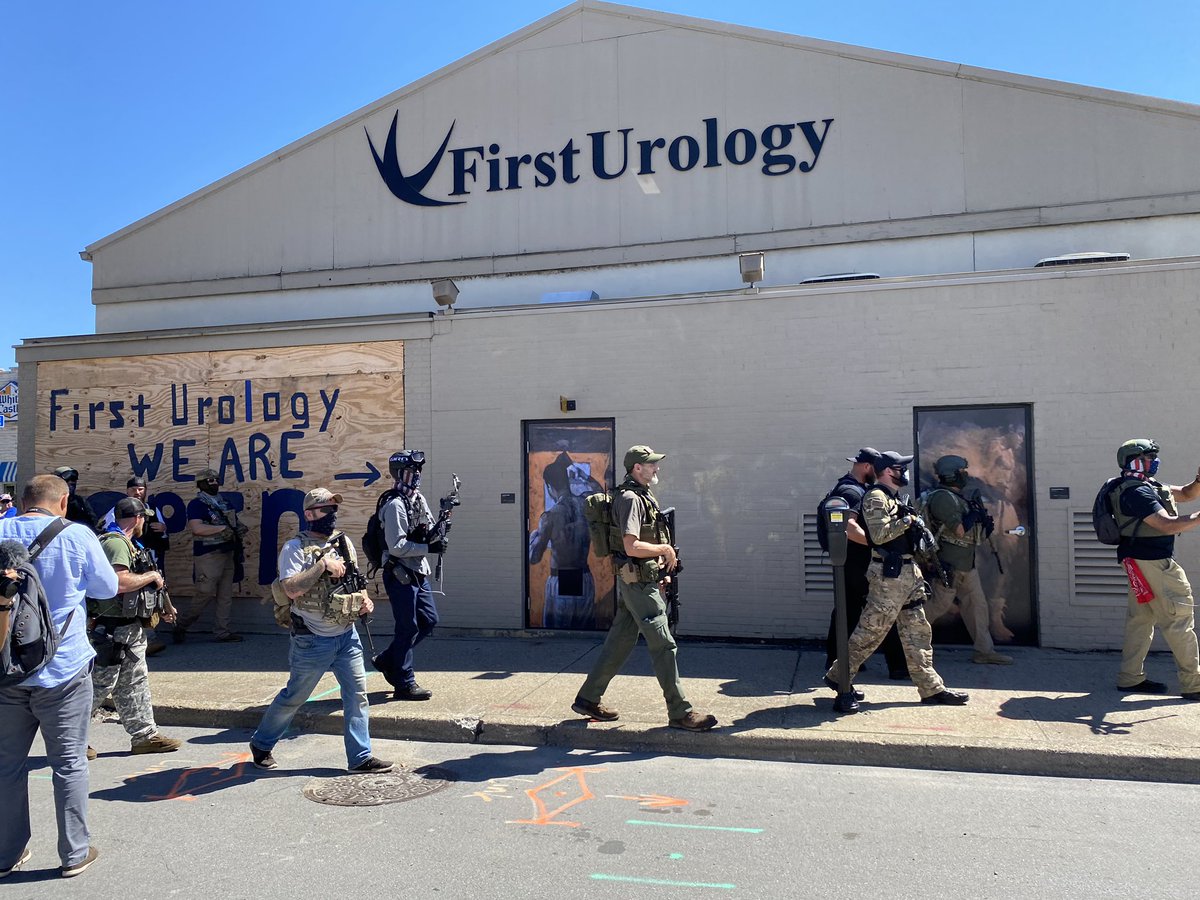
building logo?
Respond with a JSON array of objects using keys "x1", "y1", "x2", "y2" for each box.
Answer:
[
  {"x1": 366, "y1": 113, "x2": 834, "y2": 208},
  {"x1": 0, "y1": 381, "x2": 17, "y2": 422},
  {"x1": 366, "y1": 113, "x2": 465, "y2": 208}
]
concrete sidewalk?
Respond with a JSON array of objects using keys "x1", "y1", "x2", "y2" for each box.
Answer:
[{"x1": 143, "y1": 632, "x2": 1200, "y2": 784}]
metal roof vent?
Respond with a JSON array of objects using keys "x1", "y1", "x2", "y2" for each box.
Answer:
[
  {"x1": 1034, "y1": 251, "x2": 1131, "y2": 268},
  {"x1": 800, "y1": 273, "x2": 881, "y2": 284}
]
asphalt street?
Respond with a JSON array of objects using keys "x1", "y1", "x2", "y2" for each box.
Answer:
[{"x1": 6, "y1": 723, "x2": 1197, "y2": 898}]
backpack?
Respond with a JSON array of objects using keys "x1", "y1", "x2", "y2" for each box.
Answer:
[
  {"x1": 816, "y1": 482, "x2": 865, "y2": 552},
  {"x1": 0, "y1": 517, "x2": 72, "y2": 687},
  {"x1": 583, "y1": 491, "x2": 619, "y2": 558},
  {"x1": 1092, "y1": 476, "x2": 1142, "y2": 546},
  {"x1": 361, "y1": 489, "x2": 400, "y2": 576}
]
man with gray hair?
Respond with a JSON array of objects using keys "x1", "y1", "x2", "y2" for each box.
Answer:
[{"x1": 0, "y1": 475, "x2": 118, "y2": 878}]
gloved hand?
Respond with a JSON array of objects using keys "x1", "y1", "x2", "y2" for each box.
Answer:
[
  {"x1": 960, "y1": 509, "x2": 980, "y2": 531},
  {"x1": 428, "y1": 538, "x2": 448, "y2": 555},
  {"x1": 408, "y1": 524, "x2": 429, "y2": 544}
]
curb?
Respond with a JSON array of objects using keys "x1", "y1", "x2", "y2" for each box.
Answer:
[{"x1": 153, "y1": 703, "x2": 1200, "y2": 786}]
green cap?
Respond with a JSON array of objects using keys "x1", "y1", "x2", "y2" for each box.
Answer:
[{"x1": 624, "y1": 445, "x2": 666, "y2": 471}]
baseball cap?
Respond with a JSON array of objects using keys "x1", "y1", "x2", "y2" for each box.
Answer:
[
  {"x1": 0, "y1": 493, "x2": 12, "y2": 503},
  {"x1": 874, "y1": 451, "x2": 915, "y2": 473},
  {"x1": 196, "y1": 467, "x2": 221, "y2": 482},
  {"x1": 846, "y1": 447, "x2": 883, "y2": 465},
  {"x1": 127, "y1": 475, "x2": 148, "y2": 488},
  {"x1": 114, "y1": 497, "x2": 148, "y2": 518},
  {"x1": 303, "y1": 488, "x2": 343, "y2": 510},
  {"x1": 623, "y1": 445, "x2": 666, "y2": 471}
]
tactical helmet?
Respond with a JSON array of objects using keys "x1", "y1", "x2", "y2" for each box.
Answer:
[
  {"x1": 1117, "y1": 439, "x2": 1159, "y2": 469},
  {"x1": 388, "y1": 450, "x2": 426, "y2": 479},
  {"x1": 934, "y1": 455, "x2": 969, "y2": 484}
]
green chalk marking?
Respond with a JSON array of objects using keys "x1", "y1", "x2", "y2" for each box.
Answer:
[
  {"x1": 591, "y1": 874, "x2": 735, "y2": 889},
  {"x1": 306, "y1": 686, "x2": 341, "y2": 702},
  {"x1": 626, "y1": 819, "x2": 763, "y2": 834}
]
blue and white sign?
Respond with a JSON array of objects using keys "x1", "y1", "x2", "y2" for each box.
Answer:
[{"x1": 0, "y1": 381, "x2": 16, "y2": 422}]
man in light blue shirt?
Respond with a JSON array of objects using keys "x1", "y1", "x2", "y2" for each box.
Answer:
[{"x1": 0, "y1": 475, "x2": 118, "y2": 879}]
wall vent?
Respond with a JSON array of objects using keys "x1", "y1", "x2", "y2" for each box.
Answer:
[
  {"x1": 802, "y1": 513, "x2": 833, "y2": 597},
  {"x1": 1069, "y1": 510, "x2": 1127, "y2": 606}
]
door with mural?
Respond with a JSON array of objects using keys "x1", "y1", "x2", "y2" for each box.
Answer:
[
  {"x1": 914, "y1": 405, "x2": 1037, "y2": 646},
  {"x1": 524, "y1": 419, "x2": 616, "y2": 630}
]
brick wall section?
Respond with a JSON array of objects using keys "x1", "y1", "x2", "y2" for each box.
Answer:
[{"x1": 412, "y1": 262, "x2": 1200, "y2": 648}]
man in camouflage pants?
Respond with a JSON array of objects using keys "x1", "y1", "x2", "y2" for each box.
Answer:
[
  {"x1": 824, "y1": 451, "x2": 969, "y2": 706},
  {"x1": 89, "y1": 497, "x2": 181, "y2": 755}
]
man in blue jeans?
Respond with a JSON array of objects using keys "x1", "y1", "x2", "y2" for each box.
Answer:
[
  {"x1": 0, "y1": 475, "x2": 118, "y2": 879},
  {"x1": 249, "y1": 487, "x2": 392, "y2": 773},
  {"x1": 374, "y1": 450, "x2": 442, "y2": 701}
]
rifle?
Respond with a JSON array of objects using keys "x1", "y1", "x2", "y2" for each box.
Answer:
[
  {"x1": 900, "y1": 502, "x2": 952, "y2": 588},
  {"x1": 967, "y1": 489, "x2": 1004, "y2": 575},
  {"x1": 332, "y1": 531, "x2": 376, "y2": 656},
  {"x1": 658, "y1": 506, "x2": 683, "y2": 631}
]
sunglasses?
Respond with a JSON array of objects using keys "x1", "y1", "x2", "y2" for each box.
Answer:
[{"x1": 309, "y1": 504, "x2": 339, "y2": 513}]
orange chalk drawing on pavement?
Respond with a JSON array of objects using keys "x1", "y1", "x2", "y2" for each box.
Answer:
[
  {"x1": 507, "y1": 766, "x2": 607, "y2": 827},
  {"x1": 605, "y1": 794, "x2": 688, "y2": 809}
]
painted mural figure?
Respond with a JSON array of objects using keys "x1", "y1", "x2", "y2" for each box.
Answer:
[
  {"x1": 528, "y1": 453, "x2": 603, "y2": 629},
  {"x1": 174, "y1": 467, "x2": 246, "y2": 643},
  {"x1": 88, "y1": 496, "x2": 182, "y2": 756},
  {"x1": 921, "y1": 455, "x2": 1014, "y2": 666},
  {"x1": 250, "y1": 487, "x2": 391, "y2": 773},
  {"x1": 573, "y1": 445, "x2": 717, "y2": 732},
  {"x1": 824, "y1": 451, "x2": 969, "y2": 706},
  {"x1": 372, "y1": 450, "x2": 441, "y2": 701},
  {"x1": 821, "y1": 448, "x2": 907, "y2": 679},
  {"x1": 1109, "y1": 439, "x2": 1200, "y2": 700},
  {"x1": 0, "y1": 475, "x2": 118, "y2": 878}
]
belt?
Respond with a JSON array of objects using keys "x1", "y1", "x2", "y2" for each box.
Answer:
[{"x1": 871, "y1": 554, "x2": 914, "y2": 563}]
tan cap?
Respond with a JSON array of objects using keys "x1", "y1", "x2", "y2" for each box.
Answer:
[
  {"x1": 196, "y1": 467, "x2": 221, "y2": 482},
  {"x1": 303, "y1": 487, "x2": 344, "y2": 510}
]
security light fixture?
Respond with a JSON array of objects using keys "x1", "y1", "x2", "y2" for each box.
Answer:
[
  {"x1": 432, "y1": 279, "x2": 460, "y2": 308},
  {"x1": 739, "y1": 252, "x2": 765, "y2": 287}
]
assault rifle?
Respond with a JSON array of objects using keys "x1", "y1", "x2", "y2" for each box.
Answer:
[
  {"x1": 659, "y1": 506, "x2": 683, "y2": 631},
  {"x1": 966, "y1": 489, "x2": 1004, "y2": 575},
  {"x1": 332, "y1": 531, "x2": 375, "y2": 656},
  {"x1": 901, "y1": 502, "x2": 952, "y2": 588},
  {"x1": 432, "y1": 474, "x2": 462, "y2": 586}
]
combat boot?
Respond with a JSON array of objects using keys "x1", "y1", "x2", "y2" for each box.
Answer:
[
  {"x1": 921, "y1": 689, "x2": 969, "y2": 705},
  {"x1": 972, "y1": 651, "x2": 1013, "y2": 665},
  {"x1": 669, "y1": 711, "x2": 718, "y2": 732}
]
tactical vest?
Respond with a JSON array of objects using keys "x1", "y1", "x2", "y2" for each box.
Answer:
[
  {"x1": 862, "y1": 486, "x2": 912, "y2": 555},
  {"x1": 193, "y1": 492, "x2": 236, "y2": 548},
  {"x1": 922, "y1": 488, "x2": 978, "y2": 549},
  {"x1": 94, "y1": 532, "x2": 161, "y2": 621},
  {"x1": 611, "y1": 479, "x2": 669, "y2": 583},
  {"x1": 290, "y1": 532, "x2": 362, "y2": 626},
  {"x1": 1112, "y1": 477, "x2": 1175, "y2": 538}
]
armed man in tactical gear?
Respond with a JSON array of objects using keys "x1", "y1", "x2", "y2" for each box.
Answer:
[
  {"x1": 1109, "y1": 439, "x2": 1200, "y2": 699},
  {"x1": 822, "y1": 448, "x2": 908, "y2": 680},
  {"x1": 373, "y1": 450, "x2": 441, "y2": 701},
  {"x1": 250, "y1": 488, "x2": 392, "y2": 773},
  {"x1": 88, "y1": 497, "x2": 181, "y2": 755},
  {"x1": 52, "y1": 466, "x2": 95, "y2": 529},
  {"x1": 825, "y1": 451, "x2": 969, "y2": 706},
  {"x1": 176, "y1": 467, "x2": 246, "y2": 643},
  {"x1": 572, "y1": 445, "x2": 717, "y2": 732},
  {"x1": 921, "y1": 455, "x2": 1013, "y2": 666}
]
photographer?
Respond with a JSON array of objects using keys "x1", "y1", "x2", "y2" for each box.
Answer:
[
  {"x1": 250, "y1": 488, "x2": 391, "y2": 773},
  {"x1": 373, "y1": 450, "x2": 441, "y2": 701},
  {"x1": 89, "y1": 497, "x2": 182, "y2": 755}
]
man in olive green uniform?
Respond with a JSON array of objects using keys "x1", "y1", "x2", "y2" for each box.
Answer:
[
  {"x1": 922, "y1": 455, "x2": 1013, "y2": 666},
  {"x1": 572, "y1": 446, "x2": 717, "y2": 732},
  {"x1": 824, "y1": 451, "x2": 968, "y2": 705},
  {"x1": 1109, "y1": 439, "x2": 1200, "y2": 698}
]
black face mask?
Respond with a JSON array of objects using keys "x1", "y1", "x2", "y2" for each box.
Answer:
[
  {"x1": 310, "y1": 511, "x2": 337, "y2": 535},
  {"x1": 0, "y1": 573, "x2": 20, "y2": 601},
  {"x1": 892, "y1": 467, "x2": 910, "y2": 487},
  {"x1": 199, "y1": 481, "x2": 220, "y2": 496}
]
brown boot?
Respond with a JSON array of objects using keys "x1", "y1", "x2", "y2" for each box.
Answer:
[
  {"x1": 669, "y1": 711, "x2": 718, "y2": 732},
  {"x1": 131, "y1": 733, "x2": 183, "y2": 754},
  {"x1": 571, "y1": 696, "x2": 619, "y2": 721}
]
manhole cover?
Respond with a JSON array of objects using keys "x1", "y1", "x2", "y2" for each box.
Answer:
[{"x1": 302, "y1": 766, "x2": 455, "y2": 807}]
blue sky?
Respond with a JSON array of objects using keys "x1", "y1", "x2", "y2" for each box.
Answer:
[{"x1": 2, "y1": 0, "x2": 1198, "y2": 371}]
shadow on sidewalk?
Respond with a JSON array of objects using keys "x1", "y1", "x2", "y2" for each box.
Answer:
[{"x1": 998, "y1": 692, "x2": 1192, "y2": 735}]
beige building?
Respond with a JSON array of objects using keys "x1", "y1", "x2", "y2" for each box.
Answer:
[{"x1": 15, "y1": 2, "x2": 1200, "y2": 648}]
